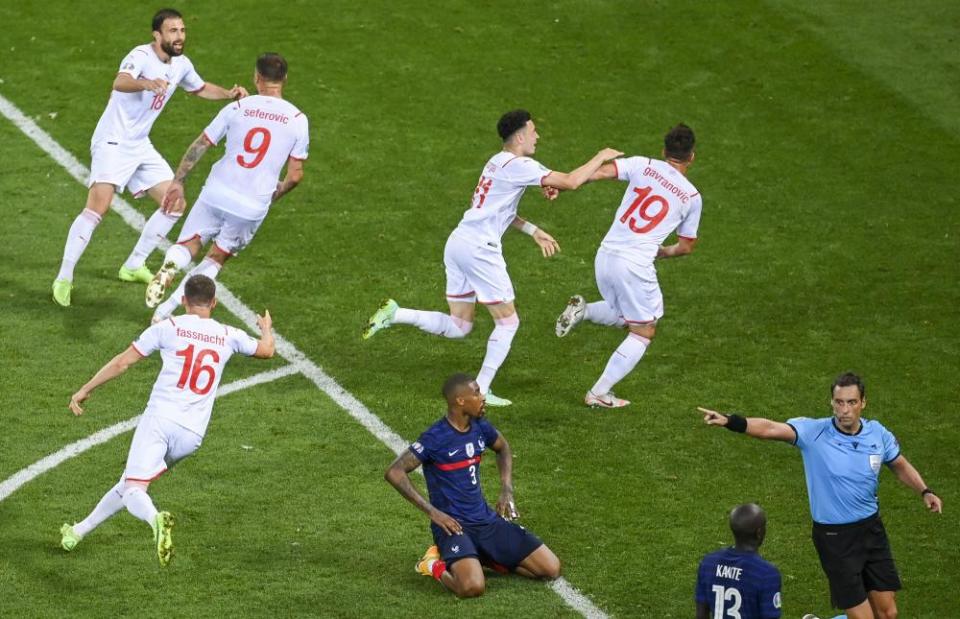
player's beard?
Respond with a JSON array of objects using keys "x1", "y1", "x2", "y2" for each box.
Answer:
[{"x1": 161, "y1": 40, "x2": 184, "y2": 57}]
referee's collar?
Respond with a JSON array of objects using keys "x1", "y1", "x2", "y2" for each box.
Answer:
[{"x1": 832, "y1": 417, "x2": 864, "y2": 436}]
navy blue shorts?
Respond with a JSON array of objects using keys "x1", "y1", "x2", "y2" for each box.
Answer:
[{"x1": 432, "y1": 516, "x2": 543, "y2": 571}]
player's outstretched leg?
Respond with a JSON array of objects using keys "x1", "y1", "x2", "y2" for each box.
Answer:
[
  {"x1": 121, "y1": 208, "x2": 182, "y2": 285},
  {"x1": 362, "y1": 299, "x2": 399, "y2": 340},
  {"x1": 586, "y1": 331, "x2": 651, "y2": 408},
  {"x1": 53, "y1": 208, "x2": 104, "y2": 307},
  {"x1": 555, "y1": 295, "x2": 586, "y2": 337},
  {"x1": 60, "y1": 480, "x2": 127, "y2": 551},
  {"x1": 476, "y1": 308, "x2": 519, "y2": 407},
  {"x1": 153, "y1": 511, "x2": 175, "y2": 567}
]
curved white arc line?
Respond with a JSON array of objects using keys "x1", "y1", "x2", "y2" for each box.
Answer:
[{"x1": 0, "y1": 365, "x2": 300, "y2": 503}]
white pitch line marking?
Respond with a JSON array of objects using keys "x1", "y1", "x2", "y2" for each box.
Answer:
[
  {"x1": 0, "y1": 365, "x2": 300, "y2": 503},
  {"x1": 0, "y1": 92, "x2": 608, "y2": 619}
]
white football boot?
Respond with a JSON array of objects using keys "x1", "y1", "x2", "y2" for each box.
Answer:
[
  {"x1": 585, "y1": 390, "x2": 630, "y2": 409},
  {"x1": 555, "y1": 295, "x2": 586, "y2": 337}
]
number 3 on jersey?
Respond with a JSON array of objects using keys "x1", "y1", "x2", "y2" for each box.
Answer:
[
  {"x1": 175, "y1": 344, "x2": 220, "y2": 395},
  {"x1": 620, "y1": 186, "x2": 669, "y2": 233},
  {"x1": 237, "y1": 127, "x2": 272, "y2": 169}
]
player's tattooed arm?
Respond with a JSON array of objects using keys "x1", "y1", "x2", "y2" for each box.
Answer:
[
  {"x1": 173, "y1": 135, "x2": 212, "y2": 184},
  {"x1": 491, "y1": 433, "x2": 519, "y2": 519},
  {"x1": 385, "y1": 451, "x2": 464, "y2": 534}
]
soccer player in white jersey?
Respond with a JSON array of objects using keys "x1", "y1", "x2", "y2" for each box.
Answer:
[
  {"x1": 60, "y1": 275, "x2": 274, "y2": 565},
  {"x1": 555, "y1": 124, "x2": 702, "y2": 408},
  {"x1": 363, "y1": 109, "x2": 622, "y2": 406},
  {"x1": 52, "y1": 8, "x2": 248, "y2": 307},
  {"x1": 144, "y1": 52, "x2": 308, "y2": 322}
]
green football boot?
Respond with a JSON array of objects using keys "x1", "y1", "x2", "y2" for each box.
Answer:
[
  {"x1": 153, "y1": 511, "x2": 175, "y2": 567},
  {"x1": 60, "y1": 523, "x2": 82, "y2": 551},
  {"x1": 118, "y1": 265, "x2": 154, "y2": 284},
  {"x1": 362, "y1": 299, "x2": 398, "y2": 340},
  {"x1": 52, "y1": 279, "x2": 72, "y2": 307},
  {"x1": 484, "y1": 392, "x2": 512, "y2": 407}
]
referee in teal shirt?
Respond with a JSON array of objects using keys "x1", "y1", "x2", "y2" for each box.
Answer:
[{"x1": 699, "y1": 373, "x2": 942, "y2": 619}]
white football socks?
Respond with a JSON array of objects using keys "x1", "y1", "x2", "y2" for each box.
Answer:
[
  {"x1": 121, "y1": 486, "x2": 159, "y2": 526},
  {"x1": 164, "y1": 243, "x2": 194, "y2": 270},
  {"x1": 56, "y1": 209, "x2": 102, "y2": 282},
  {"x1": 591, "y1": 333, "x2": 650, "y2": 395},
  {"x1": 476, "y1": 314, "x2": 520, "y2": 393},
  {"x1": 394, "y1": 308, "x2": 473, "y2": 339},
  {"x1": 122, "y1": 209, "x2": 180, "y2": 270},
  {"x1": 74, "y1": 480, "x2": 125, "y2": 537},
  {"x1": 585, "y1": 301, "x2": 626, "y2": 327},
  {"x1": 154, "y1": 257, "x2": 222, "y2": 319}
]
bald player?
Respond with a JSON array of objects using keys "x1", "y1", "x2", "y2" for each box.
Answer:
[{"x1": 696, "y1": 503, "x2": 782, "y2": 619}]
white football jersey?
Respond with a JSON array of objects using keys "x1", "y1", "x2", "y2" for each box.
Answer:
[
  {"x1": 132, "y1": 314, "x2": 258, "y2": 437},
  {"x1": 197, "y1": 95, "x2": 309, "y2": 220},
  {"x1": 452, "y1": 152, "x2": 552, "y2": 248},
  {"x1": 600, "y1": 157, "x2": 702, "y2": 266},
  {"x1": 92, "y1": 44, "x2": 205, "y2": 145}
]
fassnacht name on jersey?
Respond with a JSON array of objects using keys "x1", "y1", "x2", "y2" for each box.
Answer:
[
  {"x1": 643, "y1": 166, "x2": 693, "y2": 204},
  {"x1": 176, "y1": 327, "x2": 226, "y2": 346}
]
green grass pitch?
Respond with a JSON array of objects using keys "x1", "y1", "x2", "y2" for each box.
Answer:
[{"x1": 0, "y1": 1, "x2": 957, "y2": 617}]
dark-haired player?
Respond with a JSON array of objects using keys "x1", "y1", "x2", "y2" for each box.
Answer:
[
  {"x1": 696, "y1": 503, "x2": 782, "y2": 619},
  {"x1": 147, "y1": 52, "x2": 308, "y2": 321},
  {"x1": 53, "y1": 9, "x2": 248, "y2": 306},
  {"x1": 555, "y1": 124, "x2": 702, "y2": 408},
  {"x1": 364, "y1": 109, "x2": 621, "y2": 406},
  {"x1": 60, "y1": 275, "x2": 274, "y2": 565},
  {"x1": 385, "y1": 373, "x2": 560, "y2": 597},
  {"x1": 699, "y1": 372, "x2": 943, "y2": 619}
]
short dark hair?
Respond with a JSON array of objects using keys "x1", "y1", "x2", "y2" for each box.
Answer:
[
  {"x1": 256, "y1": 53, "x2": 288, "y2": 82},
  {"x1": 664, "y1": 124, "x2": 695, "y2": 161},
  {"x1": 497, "y1": 109, "x2": 532, "y2": 142},
  {"x1": 184, "y1": 274, "x2": 216, "y2": 306},
  {"x1": 152, "y1": 9, "x2": 183, "y2": 33},
  {"x1": 729, "y1": 503, "x2": 766, "y2": 546},
  {"x1": 832, "y1": 372, "x2": 865, "y2": 399},
  {"x1": 442, "y1": 373, "x2": 475, "y2": 402}
]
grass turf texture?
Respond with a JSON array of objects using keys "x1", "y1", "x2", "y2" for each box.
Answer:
[{"x1": 1, "y1": 0, "x2": 958, "y2": 616}]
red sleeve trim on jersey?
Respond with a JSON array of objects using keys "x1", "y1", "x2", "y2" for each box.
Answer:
[
  {"x1": 446, "y1": 291, "x2": 476, "y2": 299},
  {"x1": 125, "y1": 467, "x2": 168, "y2": 482},
  {"x1": 187, "y1": 82, "x2": 207, "y2": 94},
  {"x1": 539, "y1": 173, "x2": 550, "y2": 187},
  {"x1": 213, "y1": 242, "x2": 235, "y2": 256},
  {"x1": 201, "y1": 131, "x2": 216, "y2": 146},
  {"x1": 435, "y1": 456, "x2": 481, "y2": 471},
  {"x1": 678, "y1": 235, "x2": 697, "y2": 242},
  {"x1": 130, "y1": 342, "x2": 147, "y2": 357},
  {"x1": 611, "y1": 159, "x2": 619, "y2": 178}
]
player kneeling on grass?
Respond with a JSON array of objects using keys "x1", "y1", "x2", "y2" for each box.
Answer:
[
  {"x1": 145, "y1": 52, "x2": 308, "y2": 322},
  {"x1": 61, "y1": 275, "x2": 274, "y2": 566},
  {"x1": 385, "y1": 373, "x2": 560, "y2": 598}
]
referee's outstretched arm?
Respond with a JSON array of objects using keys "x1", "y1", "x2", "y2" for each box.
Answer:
[{"x1": 697, "y1": 406, "x2": 796, "y2": 442}]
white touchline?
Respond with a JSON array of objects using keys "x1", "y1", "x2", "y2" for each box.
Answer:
[
  {"x1": 0, "y1": 365, "x2": 300, "y2": 503},
  {"x1": 0, "y1": 93, "x2": 608, "y2": 619}
]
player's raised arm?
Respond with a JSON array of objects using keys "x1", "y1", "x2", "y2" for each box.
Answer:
[
  {"x1": 112, "y1": 73, "x2": 168, "y2": 95},
  {"x1": 588, "y1": 162, "x2": 620, "y2": 183},
  {"x1": 542, "y1": 148, "x2": 623, "y2": 191},
  {"x1": 385, "y1": 450, "x2": 464, "y2": 535},
  {"x1": 69, "y1": 346, "x2": 145, "y2": 415},
  {"x1": 698, "y1": 406, "x2": 797, "y2": 443},
  {"x1": 253, "y1": 310, "x2": 275, "y2": 359},
  {"x1": 271, "y1": 157, "x2": 305, "y2": 203},
  {"x1": 490, "y1": 432, "x2": 519, "y2": 520},
  {"x1": 190, "y1": 82, "x2": 249, "y2": 100}
]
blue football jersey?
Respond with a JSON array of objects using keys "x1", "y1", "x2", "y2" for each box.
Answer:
[
  {"x1": 695, "y1": 548, "x2": 782, "y2": 619},
  {"x1": 409, "y1": 416, "x2": 500, "y2": 525}
]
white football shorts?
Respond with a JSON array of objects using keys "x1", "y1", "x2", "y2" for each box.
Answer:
[
  {"x1": 444, "y1": 232, "x2": 515, "y2": 305},
  {"x1": 176, "y1": 196, "x2": 265, "y2": 255},
  {"x1": 88, "y1": 140, "x2": 173, "y2": 197},
  {"x1": 594, "y1": 248, "x2": 663, "y2": 324},
  {"x1": 123, "y1": 414, "x2": 203, "y2": 482}
]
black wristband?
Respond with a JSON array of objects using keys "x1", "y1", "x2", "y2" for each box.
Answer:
[
  {"x1": 921, "y1": 488, "x2": 935, "y2": 497},
  {"x1": 725, "y1": 414, "x2": 747, "y2": 433}
]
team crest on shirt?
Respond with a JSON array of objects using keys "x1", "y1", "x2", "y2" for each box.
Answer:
[
  {"x1": 869, "y1": 454, "x2": 882, "y2": 473},
  {"x1": 466, "y1": 442, "x2": 475, "y2": 458},
  {"x1": 478, "y1": 438, "x2": 485, "y2": 451}
]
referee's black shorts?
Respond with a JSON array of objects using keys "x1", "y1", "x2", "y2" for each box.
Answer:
[{"x1": 811, "y1": 512, "x2": 902, "y2": 609}]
